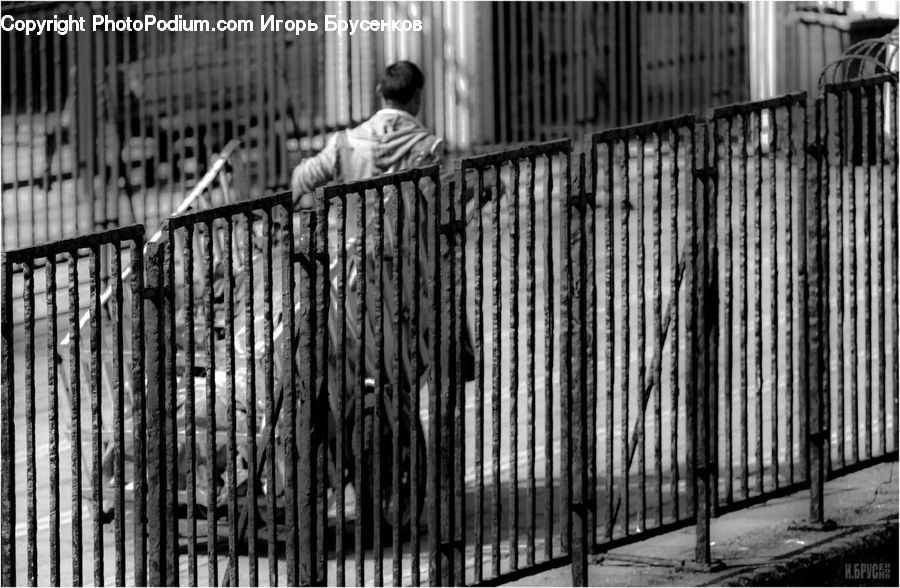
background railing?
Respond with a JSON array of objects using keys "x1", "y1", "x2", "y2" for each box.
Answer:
[{"x1": 2, "y1": 1, "x2": 754, "y2": 252}]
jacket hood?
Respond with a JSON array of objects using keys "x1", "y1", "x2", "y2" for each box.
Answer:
[{"x1": 369, "y1": 109, "x2": 431, "y2": 171}]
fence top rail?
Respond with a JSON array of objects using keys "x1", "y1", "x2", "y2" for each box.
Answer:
[
  {"x1": 164, "y1": 190, "x2": 293, "y2": 231},
  {"x1": 824, "y1": 72, "x2": 898, "y2": 95},
  {"x1": 455, "y1": 138, "x2": 571, "y2": 171},
  {"x1": 319, "y1": 164, "x2": 441, "y2": 200},
  {"x1": 587, "y1": 114, "x2": 695, "y2": 146},
  {"x1": 711, "y1": 91, "x2": 808, "y2": 120},
  {"x1": 2, "y1": 224, "x2": 145, "y2": 265}
]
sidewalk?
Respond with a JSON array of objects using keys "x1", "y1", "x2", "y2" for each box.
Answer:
[{"x1": 505, "y1": 461, "x2": 898, "y2": 586}]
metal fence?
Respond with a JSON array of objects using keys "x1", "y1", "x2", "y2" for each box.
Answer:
[
  {"x1": 709, "y1": 92, "x2": 809, "y2": 508},
  {"x1": 820, "y1": 73, "x2": 899, "y2": 473},
  {"x1": 153, "y1": 191, "x2": 305, "y2": 587},
  {"x1": 450, "y1": 141, "x2": 574, "y2": 584},
  {"x1": 2, "y1": 73, "x2": 898, "y2": 587},
  {"x1": 1, "y1": 226, "x2": 147, "y2": 586},
  {"x1": 584, "y1": 114, "x2": 705, "y2": 550}
]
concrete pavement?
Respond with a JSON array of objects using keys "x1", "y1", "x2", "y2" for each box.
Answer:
[{"x1": 504, "y1": 460, "x2": 898, "y2": 586}]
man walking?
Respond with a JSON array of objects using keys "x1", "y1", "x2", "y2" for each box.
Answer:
[{"x1": 290, "y1": 60, "x2": 443, "y2": 204}]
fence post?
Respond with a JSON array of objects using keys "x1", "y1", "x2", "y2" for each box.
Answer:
[
  {"x1": 570, "y1": 154, "x2": 589, "y2": 587},
  {"x1": 691, "y1": 122, "x2": 720, "y2": 568},
  {"x1": 144, "y1": 241, "x2": 167, "y2": 586},
  {"x1": 801, "y1": 97, "x2": 829, "y2": 525}
]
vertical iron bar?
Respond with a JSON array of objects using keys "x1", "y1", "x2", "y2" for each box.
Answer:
[
  {"x1": 122, "y1": 5, "x2": 134, "y2": 224},
  {"x1": 769, "y1": 108, "x2": 780, "y2": 489},
  {"x1": 561, "y1": 150, "x2": 573, "y2": 556},
  {"x1": 526, "y1": 158, "x2": 537, "y2": 566},
  {"x1": 492, "y1": 164, "x2": 503, "y2": 577},
  {"x1": 89, "y1": 250, "x2": 103, "y2": 586},
  {"x1": 686, "y1": 126, "x2": 698, "y2": 520},
  {"x1": 26, "y1": 34, "x2": 35, "y2": 239},
  {"x1": 654, "y1": 131, "x2": 664, "y2": 524},
  {"x1": 754, "y1": 110, "x2": 764, "y2": 495},
  {"x1": 619, "y1": 140, "x2": 631, "y2": 535},
  {"x1": 243, "y1": 214, "x2": 258, "y2": 587},
  {"x1": 544, "y1": 153, "x2": 555, "y2": 560},
  {"x1": 337, "y1": 199, "x2": 347, "y2": 587},
  {"x1": 96, "y1": 24, "x2": 108, "y2": 231},
  {"x1": 671, "y1": 128, "x2": 682, "y2": 518},
  {"x1": 787, "y1": 105, "x2": 796, "y2": 483},
  {"x1": 264, "y1": 213, "x2": 277, "y2": 587},
  {"x1": 587, "y1": 143, "x2": 599, "y2": 549},
  {"x1": 146, "y1": 242, "x2": 165, "y2": 587},
  {"x1": 25, "y1": 260, "x2": 37, "y2": 587},
  {"x1": 707, "y1": 117, "x2": 720, "y2": 516},
  {"x1": 225, "y1": 220, "x2": 239, "y2": 586},
  {"x1": 392, "y1": 184, "x2": 404, "y2": 588},
  {"x1": 411, "y1": 181, "x2": 422, "y2": 587},
  {"x1": 8, "y1": 32, "x2": 20, "y2": 247},
  {"x1": 314, "y1": 202, "x2": 329, "y2": 588},
  {"x1": 164, "y1": 228, "x2": 178, "y2": 586},
  {"x1": 571, "y1": 153, "x2": 588, "y2": 587},
  {"x1": 875, "y1": 84, "x2": 886, "y2": 456},
  {"x1": 724, "y1": 116, "x2": 734, "y2": 503},
  {"x1": 605, "y1": 143, "x2": 615, "y2": 540},
  {"x1": 863, "y1": 87, "x2": 873, "y2": 461},
  {"x1": 67, "y1": 254, "x2": 82, "y2": 585},
  {"x1": 454, "y1": 175, "x2": 467, "y2": 587},
  {"x1": 740, "y1": 112, "x2": 749, "y2": 498},
  {"x1": 182, "y1": 226, "x2": 198, "y2": 586},
  {"x1": 0, "y1": 260, "x2": 15, "y2": 586},
  {"x1": 821, "y1": 94, "x2": 832, "y2": 477},
  {"x1": 638, "y1": 136, "x2": 647, "y2": 532},
  {"x1": 131, "y1": 237, "x2": 147, "y2": 587},
  {"x1": 283, "y1": 207, "x2": 299, "y2": 587},
  {"x1": 835, "y1": 91, "x2": 846, "y2": 471},
  {"x1": 105, "y1": 13, "x2": 119, "y2": 228},
  {"x1": 47, "y1": 258, "x2": 61, "y2": 586},
  {"x1": 137, "y1": 5, "x2": 148, "y2": 226},
  {"x1": 428, "y1": 183, "x2": 443, "y2": 586},
  {"x1": 849, "y1": 90, "x2": 859, "y2": 465},
  {"x1": 52, "y1": 20, "x2": 63, "y2": 238},
  {"x1": 510, "y1": 160, "x2": 521, "y2": 571},
  {"x1": 112, "y1": 244, "x2": 126, "y2": 586},
  {"x1": 891, "y1": 80, "x2": 899, "y2": 453},
  {"x1": 475, "y1": 166, "x2": 485, "y2": 583},
  {"x1": 202, "y1": 222, "x2": 218, "y2": 584},
  {"x1": 807, "y1": 98, "x2": 826, "y2": 524},
  {"x1": 799, "y1": 99, "x2": 809, "y2": 481},
  {"x1": 375, "y1": 186, "x2": 386, "y2": 587},
  {"x1": 497, "y1": 4, "x2": 509, "y2": 143},
  {"x1": 692, "y1": 123, "x2": 710, "y2": 565},
  {"x1": 509, "y1": 3, "x2": 521, "y2": 141},
  {"x1": 356, "y1": 190, "x2": 367, "y2": 586},
  {"x1": 163, "y1": 2, "x2": 176, "y2": 212},
  {"x1": 439, "y1": 176, "x2": 456, "y2": 585}
]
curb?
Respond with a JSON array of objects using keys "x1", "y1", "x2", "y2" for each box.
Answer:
[{"x1": 712, "y1": 520, "x2": 899, "y2": 586}]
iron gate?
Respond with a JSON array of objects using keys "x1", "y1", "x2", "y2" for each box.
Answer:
[
  {"x1": 1, "y1": 225, "x2": 147, "y2": 586},
  {"x1": 820, "y1": 73, "x2": 899, "y2": 472},
  {"x1": 709, "y1": 92, "x2": 810, "y2": 508}
]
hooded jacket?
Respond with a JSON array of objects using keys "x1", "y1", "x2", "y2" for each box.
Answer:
[{"x1": 290, "y1": 108, "x2": 443, "y2": 200}]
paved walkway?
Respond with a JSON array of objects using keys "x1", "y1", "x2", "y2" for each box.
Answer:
[{"x1": 505, "y1": 460, "x2": 898, "y2": 586}]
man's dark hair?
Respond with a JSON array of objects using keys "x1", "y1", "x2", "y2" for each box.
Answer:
[{"x1": 379, "y1": 61, "x2": 425, "y2": 105}]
